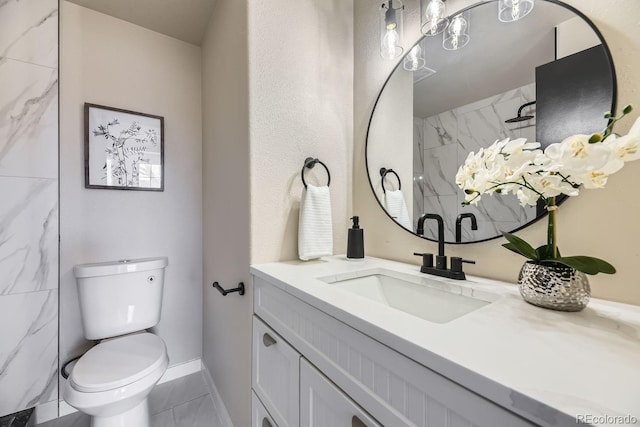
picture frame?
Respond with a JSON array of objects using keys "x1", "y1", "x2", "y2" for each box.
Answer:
[{"x1": 84, "y1": 103, "x2": 164, "y2": 191}]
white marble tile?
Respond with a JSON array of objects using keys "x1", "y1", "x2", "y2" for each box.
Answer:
[
  {"x1": 0, "y1": 290, "x2": 58, "y2": 415},
  {"x1": 423, "y1": 110, "x2": 457, "y2": 149},
  {"x1": 0, "y1": 177, "x2": 58, "y2": 295},
  {"x1": 174, "y1": 395, "x2": 221, "y2": 427},
  {"x1": 422, "y1": 195, "x2": 458, "y2": 242},
  {"x1": 0, "y1": 0, "x2": 58, "y2": 68},
  {"x1": 0, "y1": 59, "x2": 58, "y2": 178},
  {"x1": 422, "y1": 144, "x2": 458, "y2": 197}
]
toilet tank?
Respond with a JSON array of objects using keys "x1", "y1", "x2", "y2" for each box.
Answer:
[{"x1": 74, "y1": 257, "x2": 168, "y2": 340}]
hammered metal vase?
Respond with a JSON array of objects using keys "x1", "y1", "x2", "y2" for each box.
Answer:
[{"x1": 518, "y1": 261, "x2": 590, "y2": 311}]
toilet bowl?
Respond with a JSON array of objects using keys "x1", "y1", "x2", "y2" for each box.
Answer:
[
  {"x1": 63, "y1": 333, "x2": 169, "y2": 427},
  {"x1": 67, "y1": 257, "x2": 169, "y2": 427}
]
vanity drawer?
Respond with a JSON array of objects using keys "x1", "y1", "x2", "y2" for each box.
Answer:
[
  {"x1": 252, "y1": 391, "x2": 278, "y2": 427},
  {"x1": 252, "y1": 315, "x2": 300, "y2": 427},
  {"x1": 254, "y1": 276, "x2": 533, "y2": 427},
  {"x1": 301, "y1": 358, "x2": 381, "y2": 427}
]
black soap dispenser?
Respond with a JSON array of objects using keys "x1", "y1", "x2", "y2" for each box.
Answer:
[{"x1": 347, "y1": 216, "x2": 364, "y2": 260}]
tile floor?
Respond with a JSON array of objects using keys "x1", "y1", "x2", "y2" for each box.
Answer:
[{"x1": 37, "y1": 371, "x2": 223, "y2": 427}]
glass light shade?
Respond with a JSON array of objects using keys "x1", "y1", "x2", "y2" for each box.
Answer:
[
  {"x1": 421, "y1": 0, "x2": 449, "y2": 36},
  {"x1": 498, "y1": 0, "x2": 535, "y2": 22},
  {"x1": 443, "y1": 13, "x2": 470, "y2": 51},
  {"x1": 380, "y1": 0, "x2": 404, "y2": 60},
  {"x1": 403, "y1": 44, "x2": 426, "y2": 71}
]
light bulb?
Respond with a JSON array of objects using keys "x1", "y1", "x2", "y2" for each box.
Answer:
[
  {"x1": 449, "y1": 15, "x2": 467, "y2": 36},
  {"x1": 498, "y1": 0, "x2": 534, "y2": 22},
  {"x1": 381, "y1": 26, "x2": 400, "y2": 60},
  {"x1": 425, "y1": 0, "x2": 446, "y2": 35},
  {"x1": 403, "y1": 44, "x2": 426, "y2": 71},
  {"x1": 443, "y1": 14, "x2": 469, "y2": 50}
]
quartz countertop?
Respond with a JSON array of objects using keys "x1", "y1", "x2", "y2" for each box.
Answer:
[{"x1": 250, "y1": 256, "x2": 640, "y2": 427}]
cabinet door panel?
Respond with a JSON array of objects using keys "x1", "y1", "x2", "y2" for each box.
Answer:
[
  {"x1": 253, "y1": 316, "x2": 300, "y2": 427},
  {"x1": 252, "y1": 391, "x2": 279, "y2": 427},
  {"x1": 300, "y1": 358, "x2": 381, "y2": 427}
]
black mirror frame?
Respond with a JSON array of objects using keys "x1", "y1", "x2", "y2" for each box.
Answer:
[{"x1": 365, "y1": 0, "x2": 617, "y2": 245}]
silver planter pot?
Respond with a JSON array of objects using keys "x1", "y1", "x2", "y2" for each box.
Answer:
[{"x1": 518, "y1": 261, "x2": 590, "y2": 312}]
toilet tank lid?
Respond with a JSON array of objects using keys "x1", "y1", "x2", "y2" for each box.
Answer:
[{"x1": 74, "y1": 257, "x2": 168, "y2": 278}]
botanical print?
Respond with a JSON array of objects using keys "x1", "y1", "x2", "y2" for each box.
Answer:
[{"x1": 86, "y1": 105, "x2": 163, "y2": 190}]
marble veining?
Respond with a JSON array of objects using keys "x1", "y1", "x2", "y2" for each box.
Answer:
[
  {"x1": 0, "y1": 177, "x2": 58, "y2": 296},
  {"x1": 0, "y1": 0, "x2": 58, "y2": 68},
  {"x1": 413, "y1": 83, "x2": 538, "y2": 242},
  {"x1": 0, "y1": 0, "x2": 59, "y2": 418},
  {"x1": 0, "y1": 290, "x2": 58, "y2": 415},
  {"x1": 0, "y1": 59, "x2": 58, "y2": 178}
]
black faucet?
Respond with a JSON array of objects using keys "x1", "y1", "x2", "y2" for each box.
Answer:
[
  {"x1": 455, "y1": 213, "x2": 478, "y2": 243},
  {"x1": 415, "y1": 213, "x2": 475, "y2": 280},
  {"x1": 416, "y1": 213, "x2": 445, "y2": 257}
]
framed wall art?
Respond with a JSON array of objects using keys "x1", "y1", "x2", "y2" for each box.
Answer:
[{"x1": 85, "y1": 103, "x2": 164, "y2": 191}]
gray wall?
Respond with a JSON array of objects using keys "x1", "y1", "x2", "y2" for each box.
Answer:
[
  {"x1": 201, "y1": 0, "x2": 251, "y2": 425},
  {"x1": 59, "y1": 1, "x2": 203, "y2": 377},
  {"x1": 0, "y1": 0, "x2": 59, "y2": 417}
]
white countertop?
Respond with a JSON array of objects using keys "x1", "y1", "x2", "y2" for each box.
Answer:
[{"x1": 250, "y1": 256, "x2": 640, "y2": 427}]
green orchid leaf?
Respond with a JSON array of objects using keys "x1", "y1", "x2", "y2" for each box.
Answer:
[
  {"x1": 535, "y1": 245, "x2": 560, "y2": 261},
  {"x1": 554, "y1": 256, "x2": 617, "y2": 275},
  {"x1": 502, "y1": 232, "x2": 538, "y2": 260}
]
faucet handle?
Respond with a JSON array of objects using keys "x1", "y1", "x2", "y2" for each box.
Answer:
[
  {"x1": 413, "y1": 252, "x2": 433, "y2": 268},
  {"x1": 450, "y1": 257, "x2": 475, "y2": 273}
]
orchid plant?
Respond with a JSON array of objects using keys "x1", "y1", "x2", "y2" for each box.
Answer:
[{"x1": 456, "y1": 105, "x2": 639, "y2": 275}]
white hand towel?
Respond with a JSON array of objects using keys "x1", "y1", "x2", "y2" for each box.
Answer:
[
  {"x1": 298, "y1": 184, "x2": 333, "y2": 261},
  {"x1": 384, "y1": 189, "x2": 412, "y2": 230}
]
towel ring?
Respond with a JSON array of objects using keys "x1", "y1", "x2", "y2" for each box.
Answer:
[
  {"x1": 380, "y1": 168, "x2": 401, "y2": 193},
  {"x1": 301, "y1": 157, "x2": 331, "y2": 188}
]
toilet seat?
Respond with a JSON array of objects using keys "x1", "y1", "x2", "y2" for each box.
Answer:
[{"x1": 70, "y1": 333, "x2": 167, "y2": 393}]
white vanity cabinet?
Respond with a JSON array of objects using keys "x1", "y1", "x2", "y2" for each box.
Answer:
[
  {"x1": 300, "y1": 358, "x2": 381, "y2": 427},
  {"x1": 252, "y1": 274, "x2": 534, "y2": 427}
]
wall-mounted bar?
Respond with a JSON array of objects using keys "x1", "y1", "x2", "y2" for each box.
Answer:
[
  {"x1": 212, "y1": 281, "x2": 245, "y2": 296},
  {"x1": 301, "y1": 157, "x2": 331, "y2": 188}
]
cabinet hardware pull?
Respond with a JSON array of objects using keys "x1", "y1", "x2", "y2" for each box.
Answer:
[
  {"x1": 352, "y1": 415, "x2": 368, "y2": 427},
  {"x1": 263, "y1": 333, "x2": 277, "y2": 347},
  {"x1": 262, "y1": 417, "x2": 273, "y2": 427}
]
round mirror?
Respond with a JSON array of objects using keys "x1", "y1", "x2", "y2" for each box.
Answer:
[{"x1": 366, "y1": 0, "x2": 616, "y2": 244}]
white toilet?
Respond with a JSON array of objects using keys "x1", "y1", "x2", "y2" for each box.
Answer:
[{"x1": 63, "y1": 257, "x2": 170, "y2": 427}]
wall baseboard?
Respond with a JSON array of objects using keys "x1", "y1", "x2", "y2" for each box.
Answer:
[
  {"x1": 39, "y1": 358, "x2": 205, "y2": 423},
  {"x1": 201, "y1": 363, "x2": 235, "y2": 427}
]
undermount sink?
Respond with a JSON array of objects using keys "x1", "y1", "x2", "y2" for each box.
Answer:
[{"x1": 319, "y1": 270, "x2": 495, "y2": 324}]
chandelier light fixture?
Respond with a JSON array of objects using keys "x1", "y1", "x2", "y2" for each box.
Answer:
[
  {"x1": 421, "y1": 0, "x2": 449, "y2": 36},
  {"x1": 380, "y1": 0, "x2": 404, "y2": 60},
  {"x1": 498, "y1": 0, "x2": 535, "y2": 22},
  {"x1": 443, "y1": 13, "x2": 470, "y2": 51}
]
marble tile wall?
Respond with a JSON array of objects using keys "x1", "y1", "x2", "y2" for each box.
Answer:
[
  {"x1": 414, "y1": 84, "x2": 537, "y2": 242},
  {"x1": 0, "y1": 0, "x2": 59, "y2": 418}
]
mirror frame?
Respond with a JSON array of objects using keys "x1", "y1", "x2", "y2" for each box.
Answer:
[{"x1": 365, "y1": 0, "x2": 617, "y2": 245}]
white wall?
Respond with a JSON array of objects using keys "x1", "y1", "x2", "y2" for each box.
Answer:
[
  {"x1": 367, "y1": 68, "x2": 414, "y2": 228},
  {"x1": 354, "y1": 0, "x2": 640, "y2": 306},
  {"x1": 248, "y1": 0, "x2": 354, "y2": 263},
  {"x1": 201, "y1": 0, "x2": 251, "y2": 425},
  {"x1": 60, "y1": 1, "x2": 203, "y2": 375},
  {"x1": 201, "y1": 0, "x2": 354, "y2": 425}
]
